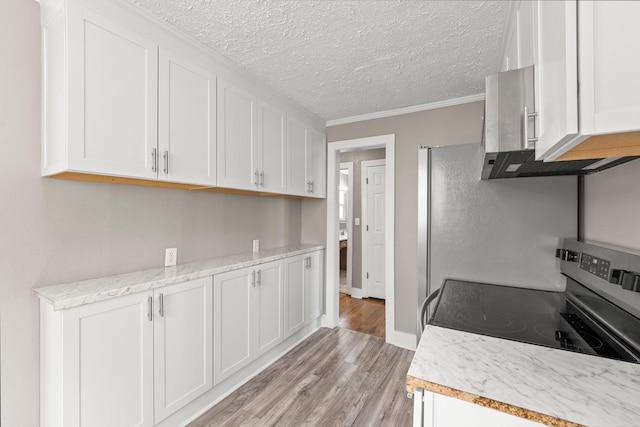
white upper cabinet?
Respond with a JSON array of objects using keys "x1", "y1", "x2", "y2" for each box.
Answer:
[
  {"x1": 217, "y1": 80, "x2": 287, "y2": 193},
  {"x1": 516, "y1": 1, "x2": 536, "y2": 68},
  {"x1": 41, "y1": 0, "x2": 326, "y2": 197},
  {"x1": 158, "y1": 49, "x2": 217, "y2": 186},
  {"x1": 533, "y1": 0, "x2": 581, "y2": 160},
  {"x1": 287, "y1": 118, "x2": 326, "y2": 198},
  {"x1": 533, "y1": 1, "x2": 640, "y2": 160},
  {"x1": 217, "y1": 80, "x2": 258, "y2": 191},
  {"x1": 43, "y1": 5, "x2": 159, "y2": 178},
  {"x1": 308, "y1": 128, "x2": 327, "y2": 198},
  {"x1": 578, "y1": 1, "x2": 640, "y2": 137},
  {"x1": 257, "y1": 103, "x2": 287, "y2": 194}
]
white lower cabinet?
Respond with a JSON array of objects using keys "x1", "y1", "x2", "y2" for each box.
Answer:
[
  {"x1": 213, "y1": 260, "x2": 284, "y2": 385},
  {"x1": 414, "y1": 389, "x2": 543, "y2": 427},
  {"x1": 40, "y1": 277, "x2": 213, "y2": 427},
  {"x1": 283, "y1": 250, "x2": 324, "y2": 338},
  {"x1": 153, "y1": 277, "x2": 213, "y2": 422},
  {"x1": 40, "y1": 250, "x2": 322, "y2": 426}
]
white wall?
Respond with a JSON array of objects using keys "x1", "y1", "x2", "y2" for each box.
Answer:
[
  {"x1": 0, "y1": 1, "x2": 305, "y2": 424},
  {"x1": 583, "y1": 158, "x2": 640, "y2": 251}
]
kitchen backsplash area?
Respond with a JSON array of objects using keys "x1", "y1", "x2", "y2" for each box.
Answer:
[{"x1": 584, "y1": 158, "x2": 640, "y2": 252}]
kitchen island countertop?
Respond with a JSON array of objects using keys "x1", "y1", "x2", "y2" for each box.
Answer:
[
  {"x1": 407, "y1": 325, "x2": 640, "y2": 427},
  {"x1": 34, "y1": 244, "x2": 324, "y2": 310}
]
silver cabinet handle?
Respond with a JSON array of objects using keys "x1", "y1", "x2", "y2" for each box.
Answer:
[
  {"x1": 147, "y1": 296, "x2": 153, "y2": 321},
  {"x1": 309, "y1": 181, "x2": 314, "y2": 193},
  {"x1": 306, "y1": 181, "x2": 312, "y2": 193},
  {"x1": 308, "y1": 256, "x2": 311, "y2": 269},
  {"x1": 254, "y1": 170, "x2": 260, "y2": 186},
  {"x1": 257, "y1": 269, "x2": 262, "y2": 286},
  {"x1": 252, "y1": 270, "x2": 256, "y2": 287},
  {"x1": 163, "y1": 151, "x2": 169, "y2": 174},
  {"x1": 523, "y1": 106, "x2": 538, "y2": 150},
  {"x1": 259, "y1": 171, "x2": 264, "y2": 187},
  {"x1": 159, "y1": 293, "x2": 164, "y2": 317},
  {"x1": 151, "y1": 148, "x2": 158, "y2": 173}
]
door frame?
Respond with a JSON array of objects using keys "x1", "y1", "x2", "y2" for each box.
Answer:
[
  {"x1": 324, "y1": 134, "x2": 396, "y2": 345},
  {"x1": 361, "y1": 159, "x2": 386, "y2": 299},
  {"x1": 339, "y1": 162, "x2": 354, "y2": 294}
]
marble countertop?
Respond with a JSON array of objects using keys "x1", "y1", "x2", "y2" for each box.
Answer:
[
  {"x1": 34, "y1": 244, "x2": 324, "y2": 311},
  {"x1": 407, "y1": 325, "x2": 640, "y2": 427}
]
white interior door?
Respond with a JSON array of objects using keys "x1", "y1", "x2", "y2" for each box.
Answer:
[{"x1": 362, "y1": 160, "x2": 386, "y2": 300}]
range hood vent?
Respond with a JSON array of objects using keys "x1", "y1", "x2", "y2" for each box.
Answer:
[{"x1": 481, "y1": 66, "x2": 639, "y2": 180}]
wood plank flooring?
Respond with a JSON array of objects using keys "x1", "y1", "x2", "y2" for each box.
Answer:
[
  {"x1": 189, "y1": 327, "x2": 414, "y2": 427},
  {"x1": 339, "y1": 293, "x2": 386, "y2": 339}
]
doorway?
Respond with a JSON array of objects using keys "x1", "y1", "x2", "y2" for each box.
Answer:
[
  {"x1": 361, "y1": 160, "x2": 386, "y2": 300},
  {"x1": 324, "y1": 134, "x2": 396, "y2": 345}
]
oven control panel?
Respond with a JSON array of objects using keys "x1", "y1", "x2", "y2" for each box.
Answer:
[{"x1": 580, "y1": 253, "x2": 611, "y2": 280}]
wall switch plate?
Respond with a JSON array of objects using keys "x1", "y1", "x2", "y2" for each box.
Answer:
[
  {"x1": 165, "y1": 248, "x2": 177, "y2": 267},
  {"x1": 253, "y1": 239, "x2": 259, "y2": 253},
  {"x1": 354, "y1": 218, "x2": 360, "y2": 226}
]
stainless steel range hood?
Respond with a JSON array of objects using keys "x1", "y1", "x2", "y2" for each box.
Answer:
[{"x1": 481, "y1": 66, "x2": 638, "y2": 180}]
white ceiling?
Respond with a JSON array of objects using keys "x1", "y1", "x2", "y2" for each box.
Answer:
[{"x1": 130, "y1": 0, "x2": 508, "y2": 122}]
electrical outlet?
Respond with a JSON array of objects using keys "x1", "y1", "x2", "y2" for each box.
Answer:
[
  {"x1": 253, "y1": 239, "x2": 259, "y2": 253},
  {"x1": 165, "y1": 248, "x2": 177, "y2": 267}
]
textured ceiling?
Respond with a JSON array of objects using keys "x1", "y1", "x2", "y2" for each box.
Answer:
[{"x1": 129, "y1": 0, "x2": 508, "y2": 122}]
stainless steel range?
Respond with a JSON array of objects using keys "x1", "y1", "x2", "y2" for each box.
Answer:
[{"x1": 423, "y1": 239, "x2": 640, "y2": 363}]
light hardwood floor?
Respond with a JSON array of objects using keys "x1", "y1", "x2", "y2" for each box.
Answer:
[
  {"x1": 339, "y1": 293, "x2": 385, "y2": 339},
  {"x1": 189, "y1": 327, "x2": 414, "y2": 426}
]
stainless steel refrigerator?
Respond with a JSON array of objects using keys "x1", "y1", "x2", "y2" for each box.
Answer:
[{"x1": 417, "y1": 143, "x2": 577, "y2": 337}]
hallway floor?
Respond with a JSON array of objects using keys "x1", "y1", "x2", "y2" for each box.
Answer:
[
  {"x1": 188, "y1": 327, "x2": 413, "y2": 426},
  {"x1": 338, "y1": 269, "x2": 386, "y2": 340}
]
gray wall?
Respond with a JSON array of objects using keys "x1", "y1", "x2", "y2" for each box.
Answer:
[
  {"x1": 327, "y1": 102, "x2": 485, "y2": 334},
  {"x1": 583, "y1": 158, "x2": 640, "y2": 251},
  {"x1": 0, "y1": 1, "x2": 306, "y2": 424},
  {"x1": 340, "y1": 149, "x2": 386, "y2": 289}
]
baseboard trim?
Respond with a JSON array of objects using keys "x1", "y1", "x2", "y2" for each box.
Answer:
[{"x1": 388, "y1": 330, "x2": 417, "y2": 351}]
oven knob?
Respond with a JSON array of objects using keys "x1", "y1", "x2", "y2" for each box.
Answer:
[
  {"x1": 563, "y1": 250, "x2": 579, "y2": 262},
  {"x1": 622, "y1": 272, "x2": 640, "y2": 292},
  {"x1": 609, "y1": 269, "x2": 627, "y2": 285},
  {"x1": 621, "y1": 271, "x2": 640, "y2": 291}
]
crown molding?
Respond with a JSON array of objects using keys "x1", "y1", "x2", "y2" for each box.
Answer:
[{"x1": 326, "y1": 93, "x2": 485, "y2": 127}]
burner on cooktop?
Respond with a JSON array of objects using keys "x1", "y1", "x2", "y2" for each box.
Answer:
[{"x1": 533, "y1": 323, "x2": 603, "y2": 351}]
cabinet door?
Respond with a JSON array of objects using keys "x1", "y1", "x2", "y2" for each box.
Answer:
[
  {"x1": 254, "y1": 262, "x2": 284, "y2": 356},
  {"x1": 284, "y1": 255, "x2": 306, "y2": 338},
  {"x1": 517, "y1": 1, "x2": 536, "y2": 68},
  {"x1": 153, "y1": 277, "x2": 213, "y2": 422},
  {"x1": 534, "y1": 0, "x2": 583, "y2": 160},
  {"x1": 579, "y1": 1, "x2": 640, "y2": 135},
  {"x1": 427, "y1": 391, "x2": 543, "y2": 427},
  {"x1": 158, "y1": 49, "x2": 216, "y2": 186},
  {"x1": 287, "y1": 118, "x2": 308, "y2": 196},
  {"x1": 307, "y1": 128, "x2": 327, "y2": 198},
  {"x1": 217, "y1": 80, "x2": 258, "y2": 190},
  {"x1": 67, "y1": 6, "x2": 158, "y2": 179},
  {"x1": 258, "y1": 102, "x2": 287, "y2": 194},
  {"x1": 63, "y1": 292, "x2": 153, "y2": 427},
  {"x1": 305, "y1": 251, "x2": 324, "y2": 322},
  {"x1": 214, "y1": 267, "x2": 253, "y2": 384}
]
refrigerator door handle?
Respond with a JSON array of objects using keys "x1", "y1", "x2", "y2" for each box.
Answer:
[{"x1": 420, "y1": 288, "x2": 441, "y2": 333}]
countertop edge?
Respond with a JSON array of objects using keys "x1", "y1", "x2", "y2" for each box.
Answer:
[
  {"x1": 406, "y1": 375, "x2": 583, "y2": 427},
  {"x1": 33, "y1": 244, "x2": 325, "y2": 310}
]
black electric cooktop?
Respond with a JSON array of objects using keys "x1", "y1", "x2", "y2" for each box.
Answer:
[{"x1": 429, "y1": 279, "x2": 640, "y2": 363}]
